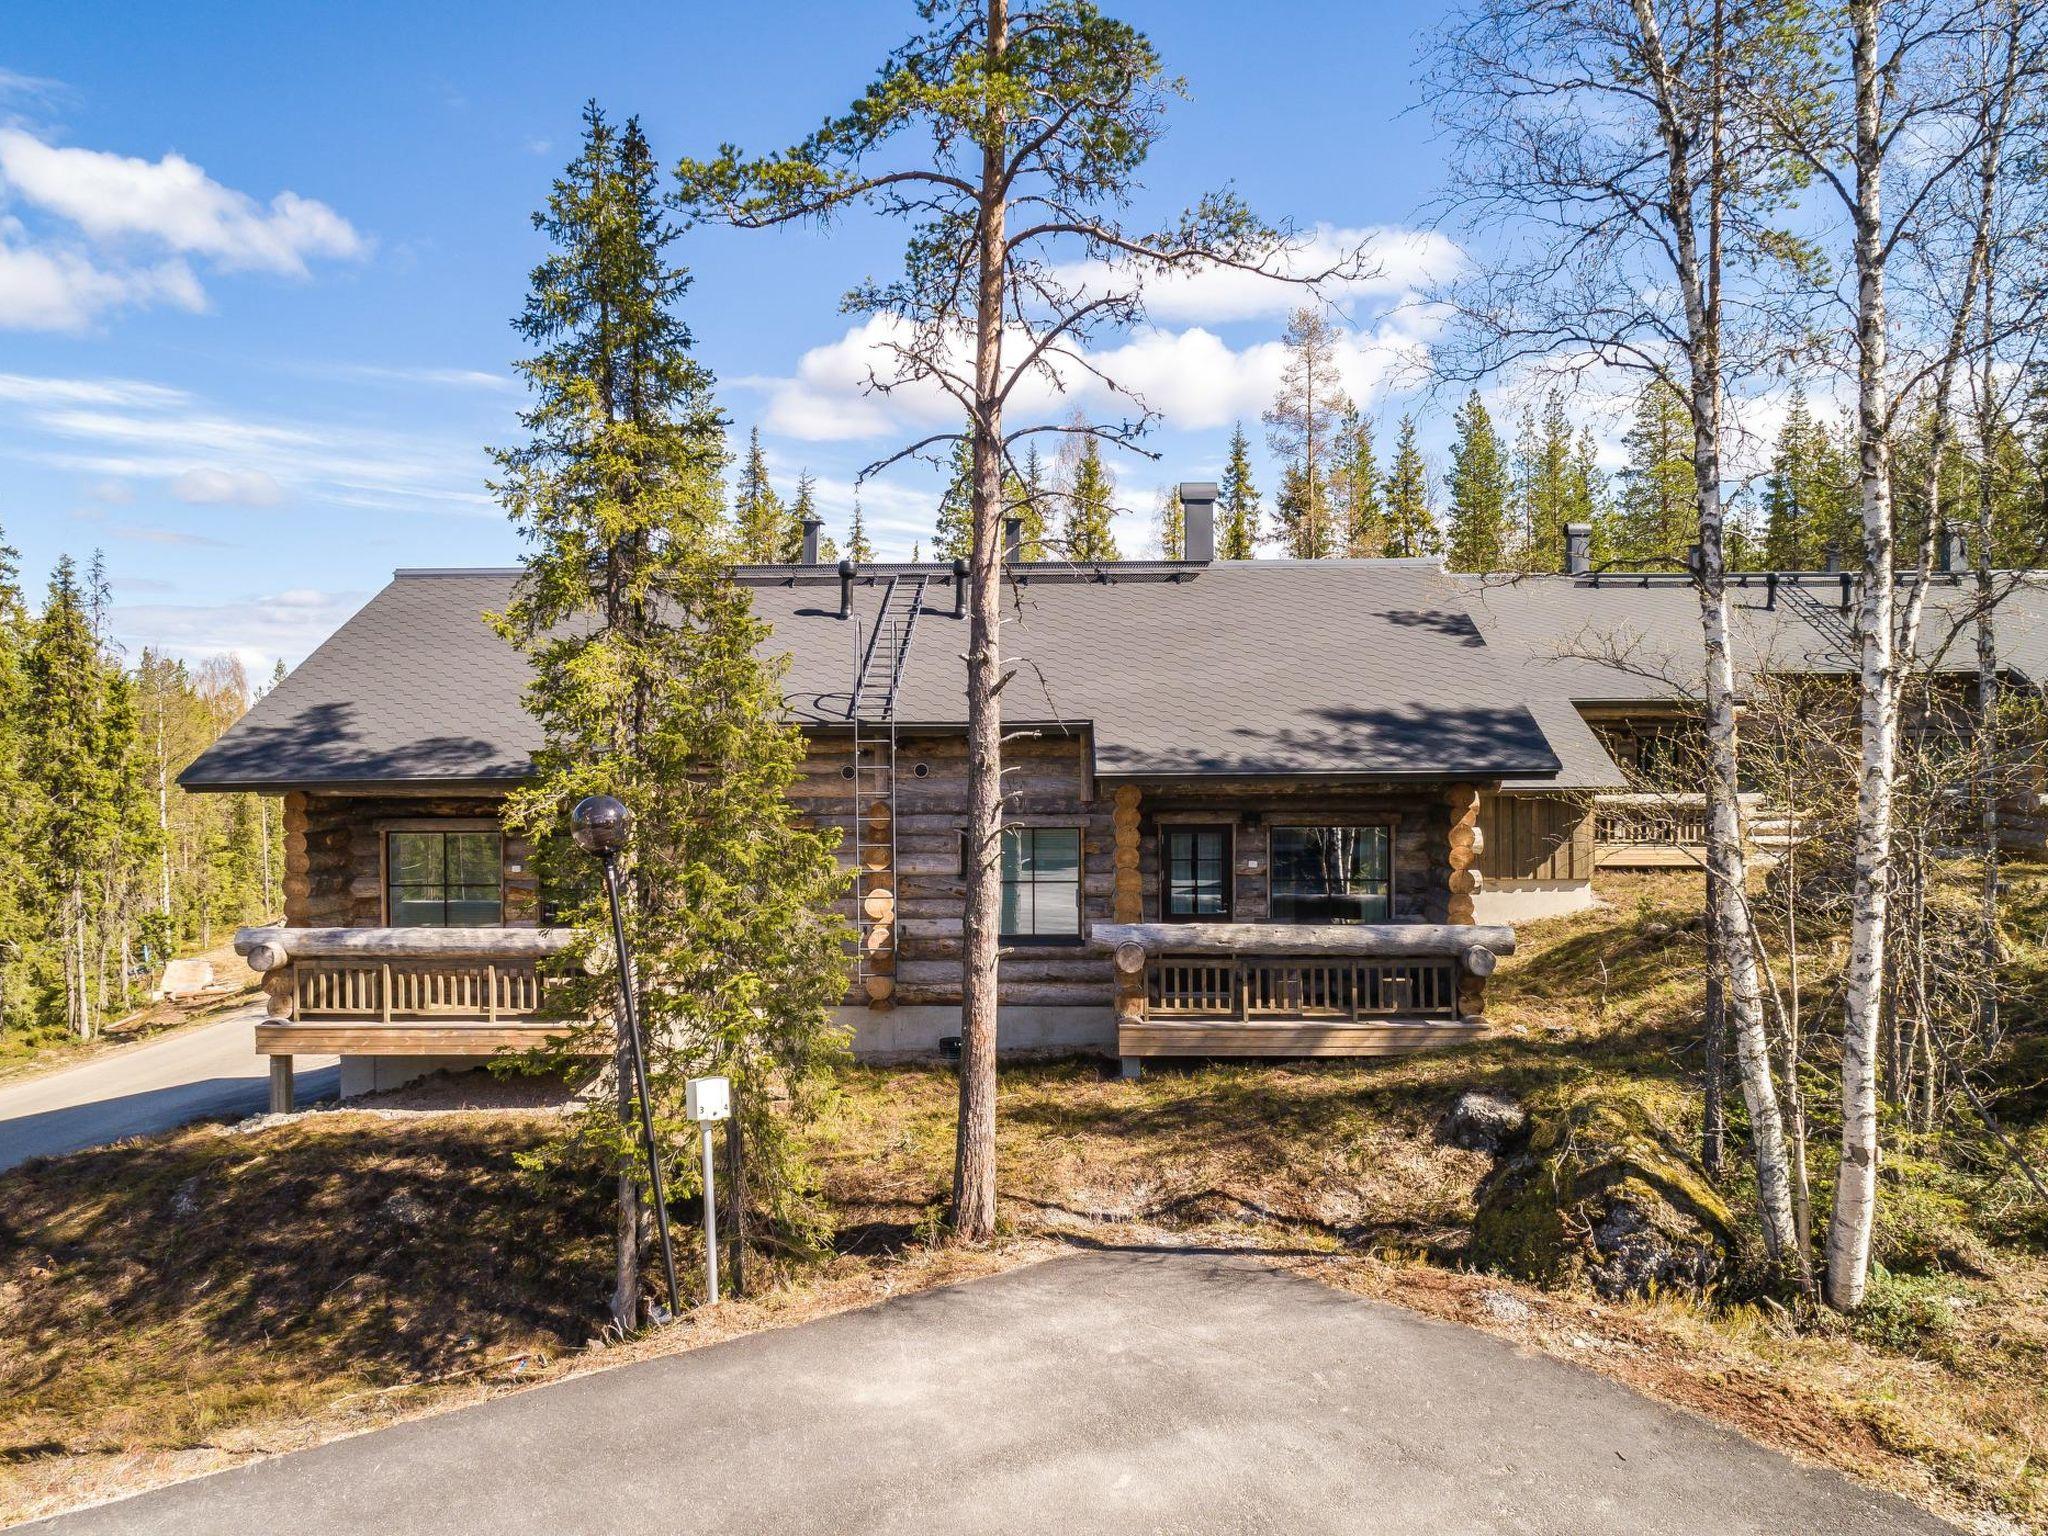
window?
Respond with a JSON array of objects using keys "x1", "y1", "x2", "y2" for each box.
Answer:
[
  {"x1": 388, "y1": 830, "x2": 503, "y2": 927},
  {"x1": 1000, "y1": 826, "x2": 1081, "y2": 939},
  {"x1": 1269, "y1": 825, "x2": 1390, "y2": 923},
  {"x1": 1162, "y1": 825, "x2": 1232, "y2": 920}
]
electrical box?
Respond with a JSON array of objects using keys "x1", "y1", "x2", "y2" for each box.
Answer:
[{"x1": 686, "y1": 1076, "x2": 731, "y2": 1123}]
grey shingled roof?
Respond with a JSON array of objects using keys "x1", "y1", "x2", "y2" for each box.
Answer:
[{"x1": 182, "y1": 560, "x2": 1570, "y2": 790}]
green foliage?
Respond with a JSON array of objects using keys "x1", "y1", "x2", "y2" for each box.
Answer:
[
  {"x1": 1511, "y1": 390, "x2": 1606, "y2": 570},
  {"x1": 1333, "y1": 408, "x2": 1384, "y2": 557},
  {"x1": 935, "y1": 433, "x2": 1039, "y2": 560},
  {"x1": 1612, "y1": 379, "x2": 1694, "y2": 569},
  {"x1": 731, "y1": 427, "x2": 786, "y2": 563},
  {"x1": 1219, "y1": 422, "x2": 1261, "y2": 559},
  {"x1": 1060, "y1": 434, "x2": 1120, "y2": 561},
  {"x1": 846, "y1": 498, "x2": 877, "y2": 564},
  {"x1": 1762, "y1": 386, "x2": 1854, "y2": 569},
  {"x1": 1444, "y1": 391, "x2": 1510, "y2": 571},
  {"x1": 491, "y1": 104, "x2": 853, "y2": 1255},
  {"x1": 1381, "y1": 415, "x2": 1442, "y2": 559},
  {"x1": 1154, "y1": 484, "x2": 1183, "y2": 559}
]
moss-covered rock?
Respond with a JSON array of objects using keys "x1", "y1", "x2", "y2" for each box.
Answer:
[{"x1": 1469, "y1": 1081, "x2": 1736, "y2": 1298}]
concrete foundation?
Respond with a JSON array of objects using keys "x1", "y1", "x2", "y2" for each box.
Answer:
[
  {"x1": 339, "y1": 1054, "x2": 485, "y2": 1097},
  {"x1": 1473, "y1": 878, "x2": 1598, "y2": 925},
  {"x1": 838, "y1": 1004, "x2": 1116, "y2": 1059}
]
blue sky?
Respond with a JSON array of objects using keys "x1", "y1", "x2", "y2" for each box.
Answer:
[{"x1": 2, "y1": 0, "x2": 1469, "y2": 673}]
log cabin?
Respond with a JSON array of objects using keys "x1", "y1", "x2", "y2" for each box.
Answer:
[{"x1": 181, "y1": 489, "x2": 2048, "y2": 1107}]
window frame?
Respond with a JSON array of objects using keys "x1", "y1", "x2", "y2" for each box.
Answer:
[
  {"x1": 1266, "y1": 821, "x2": 1394, "y2": 925},
  {"x1": 1159, "y1": 822, "x2": 1234, "y2": 922},
  {"x1": 383, "y1": 825, "x2": 506, "y2": 928},
  {"x1": 998, "y1": 824, "x2": 1085, "y2": 945}
]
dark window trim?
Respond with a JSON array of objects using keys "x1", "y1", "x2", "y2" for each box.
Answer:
[
  {"x1": 384, "y1": 826, "x2": 506, "y2": 928},
  {"x1": 1266, "y1": 820, "x2": 1395, "y2": 925},
  {"x1": 1160, "y1": 822, "x2": 1234, "y2": 922},
  {"x1": 998, "y1": 824, "x2": 1083, "y2": 940}
]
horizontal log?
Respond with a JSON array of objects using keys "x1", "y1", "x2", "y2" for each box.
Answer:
[
  {"x1": 1088, "y1": 921, "x2": 1516, "y2": 958},
  {"x1": 235, "y1": 925, "x2": 575, "y2": 972}
]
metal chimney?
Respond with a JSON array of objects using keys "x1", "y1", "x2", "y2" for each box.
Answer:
[
  {"x1": 1563, "y1": 523, "x2": 1592, "y2": 576},
  {"x1": 951, "y1": 556, "x2": 969, "y2": 618},
  {"x1": 1178, "y1": 481, "x2": 1218, "y2": 563},
  {"x1": 1823, "y1": 541, "x2": 1842, "y2": 573},
  {"x1": 837, "y1": 557, "x2": 855, "y2": 620},
  {"x1": 1003, "y1": 516, "x2": 1023, "y2": 564},
  {"x1": 1939, "y1": 523, "x2": 1967, "y2": 574},
  {"x1": 799, "y1": 514, "x2": 824, "y2": 566}
]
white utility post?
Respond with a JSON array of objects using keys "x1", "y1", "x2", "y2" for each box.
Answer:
[{"x1": 686, "y1": 1076, "x2": 731, "y2": 1305}]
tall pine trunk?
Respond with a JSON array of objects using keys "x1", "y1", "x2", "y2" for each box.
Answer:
[{"x1": 952, "y1": 0, "x2": 1009, "y2": 1243}]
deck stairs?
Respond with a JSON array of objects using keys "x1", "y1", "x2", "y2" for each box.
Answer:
[{"x1": 850, "y1": 575, "x2": 928, "y2": 1008}]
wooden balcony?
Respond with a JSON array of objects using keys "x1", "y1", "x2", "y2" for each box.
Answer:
[
  {"x1": 1095, "y1": 922, "x2": 1509, "y2": 1060},
  {"x1": 235, "y1": 925, "x2": 596, "y2": 1059}
]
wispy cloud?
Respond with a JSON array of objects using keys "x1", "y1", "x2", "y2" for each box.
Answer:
[
  {"x1": 112, "y1": 585, "x2": 366, "y2": 672},
  {"x1": 0, "y1": 368, "x2": 495, "y2": 517},
  {"x1": 111, "y1": 523, "x2": 232, "y2": 548}
]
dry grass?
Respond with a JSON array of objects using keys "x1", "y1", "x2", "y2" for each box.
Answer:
[{"x1": 3, "y1": 871, "x2": 2043, "y2": 1531}]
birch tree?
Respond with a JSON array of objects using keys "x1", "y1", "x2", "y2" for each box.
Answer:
[
  {"x1": 1738, "y1": 0, "x2": 2047, "y2": 1308},
  {"x1": 1430, "y1": 0, "x2": 1815, "y2": 1272},
  {"x1": 675, "y1": 0, "x2": 1353, "y2": 1241}
]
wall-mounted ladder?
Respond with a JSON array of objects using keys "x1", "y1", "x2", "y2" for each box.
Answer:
[{"x1": 850, "y1": 575, "x2": 928, "y2": 1009}]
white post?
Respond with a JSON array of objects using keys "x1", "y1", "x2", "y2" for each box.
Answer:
[{"x1": 700, "y1": 1122, "x2": 719, "y2": 1306}]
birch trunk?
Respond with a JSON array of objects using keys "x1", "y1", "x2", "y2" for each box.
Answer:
[
  {"x1": 950, "y1": 0, "x2": 1009, "y2": 1244},
  {"x1": 1632, "y1": 0, "x2": 1800, "y2": 1264},
  {"x1": 1826, "y1": 0, "x2": 1897, "y2": 1310}
]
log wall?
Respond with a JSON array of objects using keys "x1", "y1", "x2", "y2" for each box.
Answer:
[{"x1": 283, "y1": 791, "x2": 539, "y2": 931}]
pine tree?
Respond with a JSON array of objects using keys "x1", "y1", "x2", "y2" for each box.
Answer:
[
  {"x1": 492, "y1": 103, "x2": 849, "y2": 1328},
  {"x1": 936, "y1": 433, "x2": 1038, "y2": 559},
  {"x1": 1061, "y1": 435, "x2": 1120, "y2": 561},
  {"x1": 1264, "y1": 306, "x2": 1352, "y2": 558},
  {"x1": 785, "y1": 470, "x2": 820, "y2": 563},
  {"x1": 1444, "y1": 392, "x2": 1511, "y2": 571},
  {"x1": 1614, "y1": 379, "x2": 1694, "y2": 567},
  {"x1": 1762, "y1": 387, "x2": 1852, "y2": 569},
  {"x1": 846, "y1": 498, "x2": 877, "y2": 564},
  {"x1": 1155, "y1": 485, "x2": 1183, "y2": 559},
  {"x1": 1382, "y1": 416, "x2": 1441, "y2": 558},
  {"x1": 1219, "y1": 423, "x2": 1261, "y2": 559},
  {"x1": 1012, "y1": 443, "x2": 1050, "y2": 558},
  {"x1": 731, "y1": 427, "x2": 786, "y2": 562},
  {"x1": 1333, "y1": 409, "x2": 1385, "y2": 557}
]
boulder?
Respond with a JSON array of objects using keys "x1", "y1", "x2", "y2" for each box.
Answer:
[
  {"x1": 1440, "y1": 1092, "x2": 1528, "y2": 1154},
  {"x1": 1469, "y1": 1083, "x2": 1736, "y2": 1299}
]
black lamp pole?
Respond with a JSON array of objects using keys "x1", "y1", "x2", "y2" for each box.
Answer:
[{"x1": 573, "y1": 795, "x2": 681, "y2": 1320}]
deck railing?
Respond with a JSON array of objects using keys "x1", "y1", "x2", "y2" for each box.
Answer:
[
  {"x1": 1594, "y1": 793, "x2": 1709, "y2": 849},
  {"x1": 294, "y1": 956, "x2": 554, "y2": 1022},
  {"x1": 1149, "y1": 955, "x2": 1458, "y2": 1021}
]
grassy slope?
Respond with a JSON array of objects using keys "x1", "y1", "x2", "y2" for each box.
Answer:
[{"x1": 3, "y1": 871, "x2": 2044, "y2": 1530}]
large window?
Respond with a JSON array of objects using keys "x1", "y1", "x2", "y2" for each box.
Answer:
[
  {"x1": 1162, "y1": 825, "x2": 1232, "y2": 920},
  {"x1": 1269, "y1": 825, "x2": 1390, "y2": 923},
  {"x1": 388, "y1": 830, "x2": 503, "y2": 927},
  {"x1": 1000, "y1": 826, "x2": 1081, "y2": 939}
]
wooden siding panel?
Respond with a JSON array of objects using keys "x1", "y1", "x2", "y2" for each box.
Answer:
[{"x1": 1477, "y1": 792, "x2": 1592, "y2": 882}]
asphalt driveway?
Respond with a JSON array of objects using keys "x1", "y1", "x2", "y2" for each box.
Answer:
[
  {"x1": 25, "y1": 1249, "x2": 1949, "y2": 1535},
  {"x1": 0, "y1": 1004, "x2": 336, "y2": 1172}
]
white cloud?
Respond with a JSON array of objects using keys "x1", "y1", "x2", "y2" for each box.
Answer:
[
  {"x1": 745, "y1": 306, "x2": 1445, "y2": 445},
  {"x1": 171, "y1": 466, "x2": 284, "y2": 507},
  {"x1": 0, "y1": 230, "x2": 202, "y2": 330},
  {"x1": 1048, "y1": 224, "x2": 1466, "y2": 327},
  {"x1": 112, "y1": 523, "x2": 231, "y2": 548},
  {"x1": 0, "y1": 128, "x2": 365, "y2": 274},
  {"x1": 0, "y1": 128, "x2": 363, "y2": 331}
]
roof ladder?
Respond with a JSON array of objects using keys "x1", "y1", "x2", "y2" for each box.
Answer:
[
  {"x1": 1779, "y1": 578, "x2": 1861, "y2": 671},
  {"x1": 849, "y1": 576, "x2": 928, "y2": 1011}
]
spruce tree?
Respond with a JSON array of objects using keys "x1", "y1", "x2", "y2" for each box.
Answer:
[
  {"x1": 846, "y1": 497, "x2": 877, "y2": 564},
  {"x1": 1444, "y1": 391, "x2": 1511, "y2": 571},
  {"x1": 1614, "y1": 379, "x2": 1693, "y2": 567},
  {"x1": 785, "y1": 470, "x2": 820, "y2": 563},
  {"x1": 1333, "y1": 409, "x2": 1385, "y2": 557},
  {"x1": 491, "y1": 103, "x2": 849, "y2": 1327},
  {"x1": 1382, "y1": 416, "x2": 1441, "y2": 558},
  {"x1": 732, "y1": 427, "x2": 787, "y2": 562},
  {"x1": 1061, "y1": 436, "x2": 1120, "y2": 561},
  {"x1": 1155, "y1": 484, "x2": 1183, "y2": 559},
  {"x1": 936, "y1": 433, "x2": 1036, "y2": 559},
  {"x1": 1219, "y1": 423, "x2": 1261, "y2": 559}
]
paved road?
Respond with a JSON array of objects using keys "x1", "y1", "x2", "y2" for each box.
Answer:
[
  {"x1": 0, "y1": 1003, "x2": 336, "y2": 1172},
  {"x1": 26, "y1": 1250, "x2": 1952, "y2": 1535}
]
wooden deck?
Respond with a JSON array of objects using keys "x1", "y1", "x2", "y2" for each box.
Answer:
[
  {"x1": 254, "y1": 1019, "x2": 598, "y2": 1056},
  {"x1": 1118, "y1": 1016, "x2": 1489, "y2": 1058}
]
